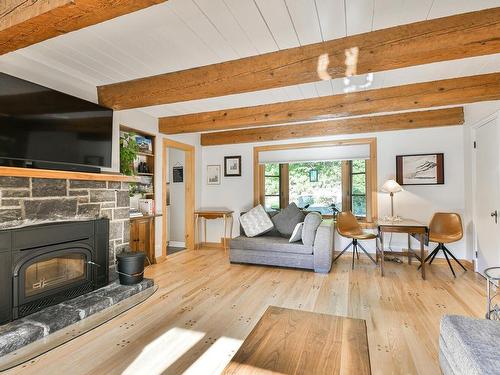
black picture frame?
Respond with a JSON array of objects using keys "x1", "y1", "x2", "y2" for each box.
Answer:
[
  {"x1": 173, "y1": 166, "x2": 184, "y2": 183},
  {"x1": 224, "y1": 156, "x2": 241, "y2": 177},
  {"x1": 396, "y1": 153, "x2": 444, "y2": 185}
]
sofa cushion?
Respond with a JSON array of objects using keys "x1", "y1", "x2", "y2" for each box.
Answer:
[
  {"x1": 302, "y1": 212, "x2": 323, "y2": 246},
  {"x1": 440, "y1": 315, "x2": 500, "y2": 375},
  {"x1": 230, "y1": 235, "x2": 313, "y2": 255},
  {"x1": 289, "y1": 222, "x2": 303, "y2": 243},
  {"x1": 271, "y1": 203, "x2": 305, "y2": 237},
  {"x1": 239, "y1": 210, "x2": 280, "y2": 237},
  {"x1": 239, "y1": 205, "x2": 274, "y2": 237}
]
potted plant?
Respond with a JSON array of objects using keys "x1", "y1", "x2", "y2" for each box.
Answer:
[{"x1": 120, "y1": 132, "x2": 139, "y2": 176}]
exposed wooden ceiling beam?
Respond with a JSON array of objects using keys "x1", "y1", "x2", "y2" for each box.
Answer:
[
  {"x1": 0, "y1": 0, "x2": 167, "y2": 55},
  {"x1": 159, "y1": 73, "x2": 499, "y2": 134},
  {"x1": 200, "y1": 108, "x2": 464, "y2": 146},
  {"x1": 98, "y1": 7, "x2": 500, "y2": 110}
]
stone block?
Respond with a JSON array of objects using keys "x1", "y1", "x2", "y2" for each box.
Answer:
[
  {"x1": 77, "y1": 203, "x2": 101, "y2": 217},
  {"x1": 100, "y1": 208, "x2": 113, "y2": 220},
  {"x1": 78, "y1": 196, "x2": 89, "y2": 204},
  {"x1": 90, "y1": 190, "x2": 116, "y2": 203},
  {"x1": 116, "y1": 191, "x2": 129, "y2": 207},
  {"x1": 63, "y1": 294, "x2": 112, "y2": 319},
  {"x1": 0, "y1": 320, "x2": 46, "y2": 357},
  {"x1": 114, "y1": 208, "x2": 129, "y2": 220},
  {"x1": 32, "y1": 178, "x2": 67, "y2": 197},
  {"x1": 109, "y1": 221, "x2": 123, "y2": 240},
  {"x1": 107, "y1": 181, "x2": 121, "y2": 189},
  {"x1": 0, "y1": 208, "x2": 22, "y2": 223},
  {"x1": 123, "y1": 220, "x2": 130, "y2": 242},
  {"x1": 69, "y1": 190, "x2": 89, "y2": 197},
  {"x1": 2, "y1": 199, "x2": 20, "y2": 207},
  {"x1": 69, "y1": 180, "x2": 106, "y2": 189},
  {"x1": 23, "y1": 199, "x2": 77, "y2": 220},
  {"x1": 24, "y1": 304, "x2": 82, "y2": 334},
  {"x1": 121, "y1": 182, "x2": 129, "y2": 190},
  {"x1": 0, "y1": 177, "x2": 29, "y2": 188},
  {"x1": 2, "y1": 190, "x2": 30, "y2": 198},
  {"x1": 101, "y1": 202, "x2": 116, "y2": 209}
]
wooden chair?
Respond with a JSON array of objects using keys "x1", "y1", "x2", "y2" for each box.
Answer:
[
  {"x1": 333, "y1": 211, "x2": 377, "y2": 269},
  {"x1": 420, "y1": 212, "x2": 466, "y2": 277}
]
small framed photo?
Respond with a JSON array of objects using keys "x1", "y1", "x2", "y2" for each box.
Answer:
[
  {"x1": 396, "y1": 153, "x2": 444, "y2": 185},
  {"x1": 207, "y1": 165, "x2": 221, "y2": 185},
  {"x1": 224, "y1": 156, "x2": 241, "y2": 177}
]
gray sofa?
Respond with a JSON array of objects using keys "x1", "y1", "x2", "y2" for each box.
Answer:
[
  {"x1": 229, "y1": 212, "x2": 334, "y2": 273},
  {"x1": 440, "y1": 315, "x2": 500, "y2": 375}
]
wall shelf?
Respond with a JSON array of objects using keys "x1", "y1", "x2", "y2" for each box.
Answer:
[{"x1": 0, "y1": 166, "x2": 139, "y2": 182}]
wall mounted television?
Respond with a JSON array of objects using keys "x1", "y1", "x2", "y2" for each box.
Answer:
[{"x1": 0, "y1": 73, "x2": 113, "y2": 173}]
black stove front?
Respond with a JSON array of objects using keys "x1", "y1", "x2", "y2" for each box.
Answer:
[{"x1": 0, "y1": 219, "x2": 109, "y2": 324}]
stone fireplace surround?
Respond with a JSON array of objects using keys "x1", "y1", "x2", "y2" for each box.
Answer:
[{"x1": 0, "y1": 176, "x2": 131, "y2": 265}]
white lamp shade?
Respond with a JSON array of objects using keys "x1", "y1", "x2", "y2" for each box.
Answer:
[{"x1": 381, "y1": 179, "x2": 403, "y2": 193}]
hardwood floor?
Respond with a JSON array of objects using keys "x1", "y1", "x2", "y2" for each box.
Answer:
[{"x1": 6, "y1": 249, "x2": 486, "y2": 375}]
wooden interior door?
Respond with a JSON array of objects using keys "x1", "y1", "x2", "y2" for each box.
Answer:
[{"x1": 475, "y1": 116, "x2": 500, "y2": 274}]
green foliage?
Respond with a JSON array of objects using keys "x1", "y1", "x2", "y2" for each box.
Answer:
[{"x1": 120, "y1": 132, "x2": 139, "y2": 176}]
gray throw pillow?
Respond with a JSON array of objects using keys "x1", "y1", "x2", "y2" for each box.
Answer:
[
  {"x1": 272, "y1": 202, "x2": 305, "y2": 237},
  {"x1": 302, "y1": 212, "x2": 322, "y2": 246}
]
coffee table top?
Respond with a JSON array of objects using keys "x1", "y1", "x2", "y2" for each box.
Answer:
[{"x1": 223, "y1": 306, "x2": 371, "y2": 375}]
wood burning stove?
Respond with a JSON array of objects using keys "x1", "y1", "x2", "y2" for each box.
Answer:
[{"x1": 0, "y1": 219, "x2": 109, "y2": 324}]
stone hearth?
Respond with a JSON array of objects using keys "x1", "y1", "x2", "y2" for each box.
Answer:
[
  {"x1": 0, "y1": 279, "x2": 154, "y2": 358},
  {"x1": 0, "y1": 177, "x2": 130, "y2": 264}
]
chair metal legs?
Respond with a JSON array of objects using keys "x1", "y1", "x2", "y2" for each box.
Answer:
[
  {"x1": 333, "y1": 239, "x2": 377, "y2": 270},
  {"x1": 418, "y1": 243, "x2": 467, "y2": 277}
]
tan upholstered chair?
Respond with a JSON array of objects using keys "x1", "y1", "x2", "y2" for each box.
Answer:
[
  {"x1": 334, "y1": 211, "x2": 377, "y2": 269},
  {"x1": 421, "y1": 212, "x2": 466, "y2": 277}
]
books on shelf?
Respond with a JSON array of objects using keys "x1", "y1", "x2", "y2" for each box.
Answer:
[{"x1": 129, "y1": 208, "x2": 143, "y2": 218}]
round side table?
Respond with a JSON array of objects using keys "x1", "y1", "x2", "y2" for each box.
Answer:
[{"x1": 485, "y1": 267, "x2": 500, "y2": 320}]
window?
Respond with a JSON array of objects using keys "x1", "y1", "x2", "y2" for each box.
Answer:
[
  {"x1": 288, "y1": 161, "x2": 342, "y2": 215},
  {"x1": 350, "y1": 160, "x2": 367, "y2": 217},
  {"x1": 255, "y1": 139, "x2": 377, "y2": 222},
  {"x1": 264, "y1": 163, "x2": 280, "y2": 210}
]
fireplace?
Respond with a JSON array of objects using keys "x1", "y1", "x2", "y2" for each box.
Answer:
[{"x1": 0, "y1": 219, "x2": 109, "y2": 324}]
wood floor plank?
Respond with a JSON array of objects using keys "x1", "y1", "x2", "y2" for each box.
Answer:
[{"x1": 4, "y1": 249, "x2": 487, "y2": 375}]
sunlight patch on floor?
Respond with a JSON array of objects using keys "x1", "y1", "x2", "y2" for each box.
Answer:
[
  {"x1": 122, "y1": 327, "x2": 205, "y2": 375},
  {"x1": 183, "y1": 336, "x2": 243, "y2": 375}
]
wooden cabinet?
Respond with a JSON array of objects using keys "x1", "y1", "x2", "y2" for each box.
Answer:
[{"x1": 130, "y1": 216, "x2": 155, "y2": 264}]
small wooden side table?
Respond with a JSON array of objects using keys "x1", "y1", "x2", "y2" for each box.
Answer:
[
  {"x1": 194, "y1": 208, "x2": 234, "y2": 253},
  {"x1": 378, "y1": 218, "x2": 428, "y2": 279}
]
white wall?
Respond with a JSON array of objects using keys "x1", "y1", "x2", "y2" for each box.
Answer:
[
  {"x1": 168, "y1": 148, "x2": 186, "y2": 246},
  {"x1": 201, "y1": 125, "x2": 468, "y2": 258}
]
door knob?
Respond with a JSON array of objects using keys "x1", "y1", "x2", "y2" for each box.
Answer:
[{"x1": 491, "y1": 210, "x2": 498, "y2": 224}]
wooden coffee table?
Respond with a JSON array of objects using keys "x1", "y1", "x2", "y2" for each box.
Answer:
[{"x1": 223, "y1": 306, "x2": 371, "y2": 374}]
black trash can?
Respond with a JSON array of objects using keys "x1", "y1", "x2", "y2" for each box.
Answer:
[{"x1": 116, "y1": 251, "x2": 146, "y2": 285}]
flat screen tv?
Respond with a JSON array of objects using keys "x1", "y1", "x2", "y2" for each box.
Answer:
[{"x1": 0, "y1": 73, "x2": 113, "y2": 172}]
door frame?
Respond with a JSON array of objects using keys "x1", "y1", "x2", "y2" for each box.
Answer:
[
  {"x1": 471, "y1": 110, "x2": 500, "y2": 272},
  {"x1": 161, "y1": 138, "x2": 195, "y2": 259}
]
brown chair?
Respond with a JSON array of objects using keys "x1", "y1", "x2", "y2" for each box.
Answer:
[
  {"x1": 421, "y1": 212, "x2": 466, "y2": 277},
  {"x1": 334, "y1": 211, "x2": 377, "y2": 269}
]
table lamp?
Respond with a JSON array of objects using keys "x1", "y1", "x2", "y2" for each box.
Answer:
[{"x1": 381, "y1": 179, "x2": 403, "y2": 220}]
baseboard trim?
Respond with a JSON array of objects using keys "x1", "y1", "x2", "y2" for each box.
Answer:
[
  {"x1": 168, "y1": 241, "x2": 186, "y2": 248},
  {"x1": 201, "y1": 238, "x2": 230, "y2": 249}
]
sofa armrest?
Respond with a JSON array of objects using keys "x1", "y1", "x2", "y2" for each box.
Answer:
[{"x1": 313, "y1": 223, "x2": 334, "y2": 273}]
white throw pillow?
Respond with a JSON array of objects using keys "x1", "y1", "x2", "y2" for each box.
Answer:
[
  {"x1": 289, "y1": 222, "x2": 304, "y2": 243},
  {"x1": 240, "y1": 205, "x2": 274, "y2": 237}
]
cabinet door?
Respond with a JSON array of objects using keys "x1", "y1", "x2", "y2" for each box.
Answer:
[
  {"x1": 130, "y1": 220, "x2": 139, "y2": 251},
  {"x1": 137, "y1": 220, "x2": 149, "y2": 252}
]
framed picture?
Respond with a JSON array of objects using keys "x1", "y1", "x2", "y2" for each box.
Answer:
[
  {"x1": 396, "y1": 153, "x2": 444, "y2": 185},
  {"x1": 173, "y1": 166, "x2": 184, "y2": 183},
  {"x1": 309, "y1": 169, "x2": 318, "y2": 182},
  {"x1": 134, "y1": 135, "x2": 153, "y2": 153},
  {"x1": 207, "y1": 165, "x2": 221, "y2": 185},
  {"x1": 224, "y1": 156, "x2": 241, "y2": 177}
]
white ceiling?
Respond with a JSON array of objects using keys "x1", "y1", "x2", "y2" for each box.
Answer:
[{"x1": 1, "y1": 0, "x2": 499, "y2": 120}]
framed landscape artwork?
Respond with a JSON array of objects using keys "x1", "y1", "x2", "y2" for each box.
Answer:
[
  {"x1": 224, "y1": 156, "x2": 241, "y2": 177},
  {"x1": 396, "y1": 153, "x2": 444, "y2": 185},
  {"x1": 207, "y1": 165, "x2": 221, "y2": 185}
]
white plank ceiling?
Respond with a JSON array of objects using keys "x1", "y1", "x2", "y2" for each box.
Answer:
[{"x1": 1, "y1": 0, "x2": 499, "y2": 119}]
